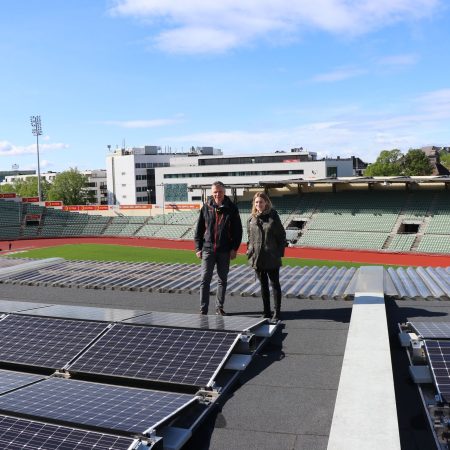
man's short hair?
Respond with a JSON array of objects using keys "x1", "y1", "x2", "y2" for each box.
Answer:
[{"x1": 211, "y1": 181, "x2": 225, "y2": 190}]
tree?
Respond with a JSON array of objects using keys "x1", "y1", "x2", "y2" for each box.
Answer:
[
  {"x1": 8, "y1": 177, "x2": 51, "y2": 198},
  {"x1": 0, "y1": 183, "x2": 15, "y2": 193},
  {"x1": 440, "y1": 150, "x2": 450, "y2": 170},
  {"x1": 46, "y1": 168, "x2": 93, "y2": 205},
  {"x1": 364, "y1": 149, "x2": 403, "y2": 176},
  {"x1": 402, "y1": 149, "x2": 433, "y2": 176}
]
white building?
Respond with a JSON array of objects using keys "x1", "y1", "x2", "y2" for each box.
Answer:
[
  {"x1": 107, "y1": 146, "x2": 356, "y2": 206},
  {"x1": 82, "y1": 169, "x2": 108, "y2": 205},
  {"x1": 106, "y1": 146, "x2": 221, "y2": 205},
  {"x1": 1, "y1": 171, "x2": 58, "y2": 185}
]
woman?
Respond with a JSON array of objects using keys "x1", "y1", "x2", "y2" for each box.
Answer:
[{"x1": 247, "y1": 192, "x2": 286, "y2": 321}]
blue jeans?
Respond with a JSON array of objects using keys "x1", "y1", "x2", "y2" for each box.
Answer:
[{"x1": 199, "y1": 250, "x2": 230, "y2": 313}]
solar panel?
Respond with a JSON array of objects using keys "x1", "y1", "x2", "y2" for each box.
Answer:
[
  {"x1": 0, "y1": 315, "x2": 108, "y2": 369},
  {"x1": 17, "y1": 304, "x2": 148, "y2": 323},
  {"x1": 0, "y1": 415, "x2": 135, "y2": 450},
  {"x1": 69, "y1": 324, "x2": 238, "y2": 387},
  {"x1": 0, "y1": 369, "x2": 44, "y2": 394},
  {"x1": 123, "y1": 310, "x2": 266, "y2": 332},
  {"x1": 0, "y1": 300, "x2": 50, "y2": 313},
  {"x1": 0, "y1": 378, "x2": 195, "y2": 434},
  {"x1": 424, "y1": 340, "x2": 450, "y2": 402},
  {"x1": 409, "y1": 321, "x2": 450, "y2": 339}
]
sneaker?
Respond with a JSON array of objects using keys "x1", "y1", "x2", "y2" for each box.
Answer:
[
  {"x1": 216, "y1": 307, "x2": 226, "y2": 316},
  {"x1": 261, "y1": 312, "x2": 272, "y2": 319},
  {"x1": 200, "y1": 310, "x2": 207, "y2": 315}
]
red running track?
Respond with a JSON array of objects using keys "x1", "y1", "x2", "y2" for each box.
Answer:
[{"x1": 1, "y1": 236, "x2": 449, "y2": 267}]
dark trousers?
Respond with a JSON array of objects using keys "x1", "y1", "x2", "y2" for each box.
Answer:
[
  {"x1": 199, "y1": 251, "x2": 230, "y2": 313},
  {"x1": 256, "y1": 268, "x2": 282, "y2": 314}
]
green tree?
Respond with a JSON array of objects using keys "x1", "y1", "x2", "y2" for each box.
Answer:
[
  {"x1": 402, "y1": 149, "x2": 433, "y2": 176},
  {"x1": 11, "y1": 177, "x2": 50, "y2": 198},
  {"x1": 364, "y1": 149, "x2": 403, "y2": 176},
  {"x1": 47, "y1": 168, "x2": 93, "y2": 205},
  {"x1": 440, "y1": 150, "x2": 450, "y2": 170},
  {"x1": 0, "y1": 183, "x2": 15, "y2": 193}
]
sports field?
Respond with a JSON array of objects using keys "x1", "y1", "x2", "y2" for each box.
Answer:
[
  {"x1": 2, "y1": 236, "x2": 450, "y2": 267},
  {"x1": 8, "y1": 243, "x2": 391, "y2": 268}
]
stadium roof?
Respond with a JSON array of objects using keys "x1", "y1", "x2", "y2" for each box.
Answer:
[{"x1": 191, "y1": 175, "x2": 450, "y2": 190}]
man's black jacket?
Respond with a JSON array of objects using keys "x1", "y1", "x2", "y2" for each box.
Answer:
[{"x1": 194, "y1": 196, "x2": 242, "y2": 253}]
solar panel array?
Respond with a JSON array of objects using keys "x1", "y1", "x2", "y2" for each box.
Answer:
[
  {"x1": 0, "y1": 299, "x2": 49, "y2": 313},
  {"x1": 0, "y1": 302, "x2": 263, "y2": 447},
  {"x1": 0, "y1": 378, "x2": 194, "y2": 434},
  {"x1": 0, "y1": 415, "x2": 135, "y2": 450},
  {"x1": 0, "y1": 369, "x2": 43, "y2": 394},
  {"x1": 124, "y1": 310, "x2": 265, "y2": 332},
  {"x1": 0, "y1": 259, "x2": 360, "y2": 300},
  {"x1": 2, "y1": 258, "x2": 450, "y2": 300},
  {"x1": 409, "y1": 322, "x2": 450, "y2": 404},
  {"x1": 17, "y1": 304, "x2": 148, "y2": 323},
  {"x1": 69, "y1": 324, "x2": 238, "y2": 386},
  {"x1": 409, "y1": 321, "x2": 450, "y2": 339},
  {"x1": 424, "y1": 340, "x2": 450, "y2": 402},
  {"x1": 0, "y1": 315, "x2": 108, "y2": 369}
]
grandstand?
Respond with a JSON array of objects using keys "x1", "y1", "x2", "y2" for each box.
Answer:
[{"x1": 1, "y1": 177, "x2": 450, "y2": 255}]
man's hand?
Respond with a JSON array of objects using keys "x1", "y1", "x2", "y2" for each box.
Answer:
[
  {"x1": 230, "y1": 249, "x2": 237, "y2": 260},
  {"x1": 196, "y1": 250, "x2": 202, "y2": 259}
]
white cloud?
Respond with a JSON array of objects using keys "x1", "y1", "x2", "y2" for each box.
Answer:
[
  {"x1": 154, "y1": 27, "x2": 240, "y2": 54},
  {"x1": 159, "y1": 87, "x2": 450, "y2": 162},
  {"x1": 110, "y1": 0, "x2": 441, "y2": 54},
  {"x1": 416, "y1": 88, "x2": 450, "y2": 115},
  {"x1": 0, "y1": 141, "x2": 68, "y2": 157},
  {"x1": 378, "y1": 53, "x2": 419, "y2": 66},
  {"x1": 101, "y1": 117, "x2": 184, "y2": 128},
  {"x1": 312, "y1": 67, "x2": 367, "y2": 83},
  {"x1": 310, "y1": 54, "x2": 419, "y2": 85}
]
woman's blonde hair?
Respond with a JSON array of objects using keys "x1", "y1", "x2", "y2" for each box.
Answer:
[{"x1": 251, "y1": 191, "x2": 272, "y2": 216}]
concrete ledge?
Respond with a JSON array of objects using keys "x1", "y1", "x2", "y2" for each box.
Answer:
[{"x1": 327, "y1": 267, "x2": 400, "y2": 450}]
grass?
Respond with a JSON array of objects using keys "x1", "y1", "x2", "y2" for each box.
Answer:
[{"x1": 8, "y1": 243, "x2": 375, "y2": 268}]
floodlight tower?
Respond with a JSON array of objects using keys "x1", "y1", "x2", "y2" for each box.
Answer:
[{"x1": 30, "y1": 115, "x2": 43, "y2": 201}]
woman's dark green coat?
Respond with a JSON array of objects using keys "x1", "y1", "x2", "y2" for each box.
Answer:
[{"x1": 247, "y1": 208, "x2": 286, "y2": 271}]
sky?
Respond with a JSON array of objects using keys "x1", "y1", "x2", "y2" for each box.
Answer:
[{"x1": 1, "y1": 0, "x2": 450, "y2": 173}]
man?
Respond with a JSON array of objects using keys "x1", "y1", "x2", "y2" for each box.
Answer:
[{"x1": 194, "y1": 181, "x2": 242, "y2": 315}]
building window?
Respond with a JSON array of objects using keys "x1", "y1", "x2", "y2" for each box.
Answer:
[
  {"x1": 326, "y1": 166, "x2": 337, "y2": 177},
  {"x1": 163, "y1": 169, "x2": 304, "y2": 179}
]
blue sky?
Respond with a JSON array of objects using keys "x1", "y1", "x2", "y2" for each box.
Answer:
[{"x1": 1, "y1": 0, "x2": 449, "y2": 173}]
